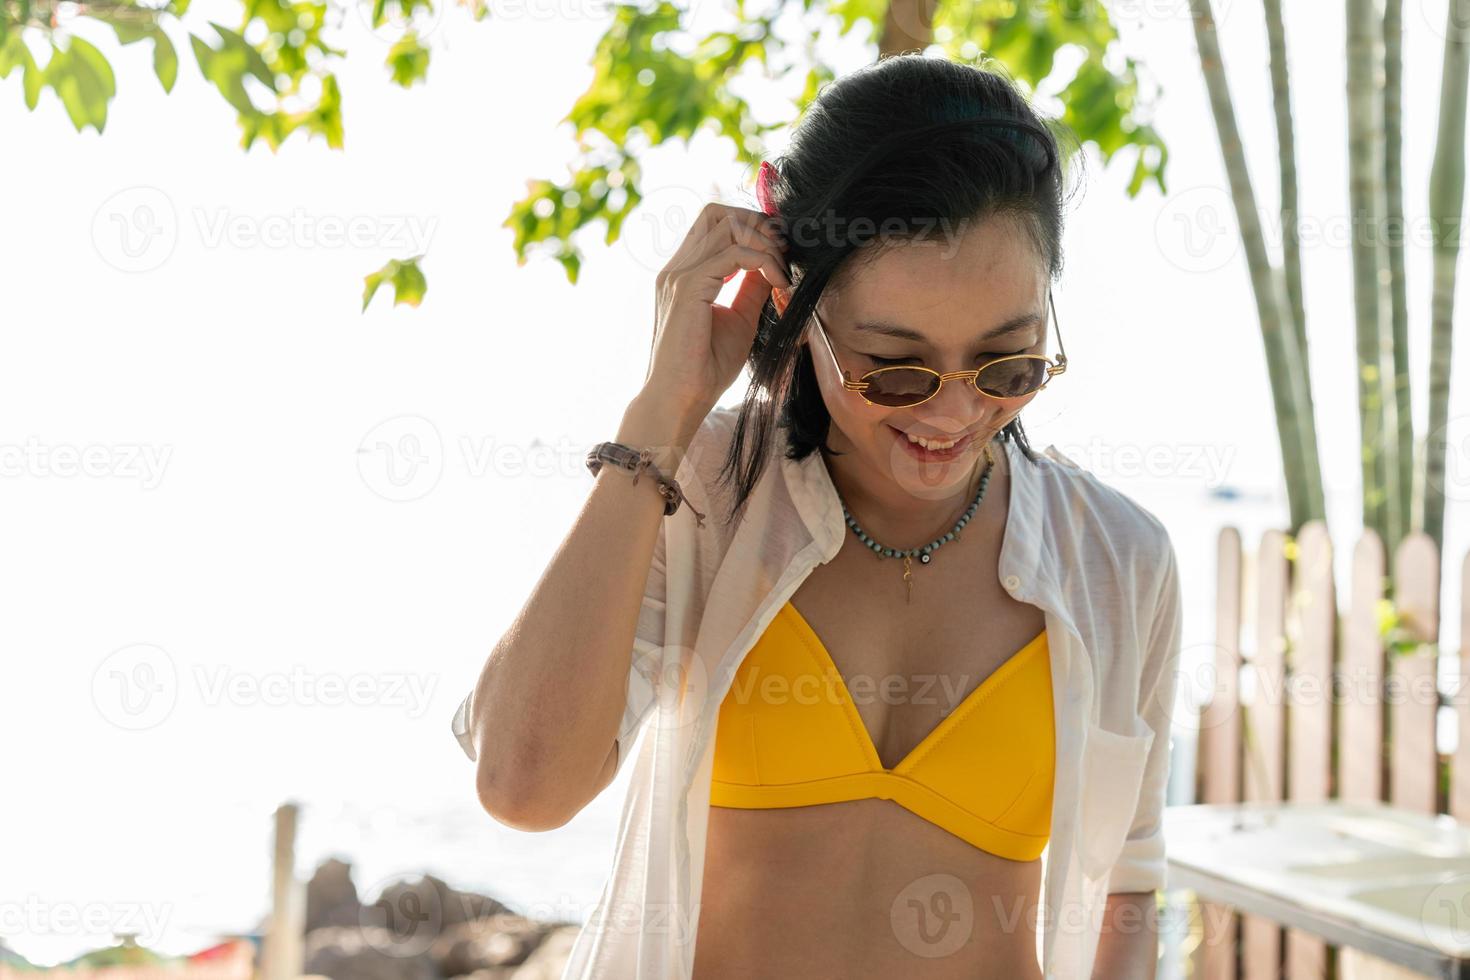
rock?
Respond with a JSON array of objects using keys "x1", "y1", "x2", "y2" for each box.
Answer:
[
  {"x1": 297, "y1": 864, "x2": 546, "y2": 980},
  {"x1": 305, "y1": 858, "x2": 362, "y2": 933},
  {"x1": 367, "y1": 874, "x2": 509, "y2": 941},
  {"x1": 430, "y1": 913, "x2": 553, "y2": 976},
  {"x1": 303, "y1": 925, "x2": 437, "y2": 980},
  {"x1": 507, "y1": 925, "x2": 580, "y2": 979},
  {"x1": 444, "y1": 926, "x2": 577, "y2": 980}
]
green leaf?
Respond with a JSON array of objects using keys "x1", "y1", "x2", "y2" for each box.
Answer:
[
  {"x1": 0, "y1": 32, "x2": 35, "y2": 80},
  {"x1": 209, "y1": 21, "x2": 275, "y2": 90},
  {"x1": 68, "y1": 34, "x2": 117, "y2": 96},
  {"x1": 153, "y1": 30, "x2": 178, "y2": 92},
  {"x1": 362, "y1": 256, "x2": 428, "y2": 311},
  {"x1": 44, "y1": 36, "x2": 116, "y2": 133},
  {"x1": 109, "y1": 20, "x2": 158, "y2": 45},
  {"x1": 386, "y1": 32, "x2": 429, "y2": 87},
  {"x1": 41, "y1": 43, "x2": 81, "y2": 128},
  {"x1": 311, "y1": 71, "x2": 343, "y2": 147},
  {"x1": 366, "y1": 0, "x2": 436, "y2": 29},
  {"x1": 21, "y1": 52, "x2": 42, "y2": 108},
  {"x1": 556, "y1": 249, "x2": 580, "y2": 284},
  {"x1": 190, "y1": 30, "x2": 258, "y2": 117}
]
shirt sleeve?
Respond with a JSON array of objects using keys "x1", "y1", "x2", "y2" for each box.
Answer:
[
  {"x1": 451, "y1": 687, "x2": 477, "y2": 761},
  {"x1": 1107, "y1": 531, "x2": 1184, "y2": 894}
]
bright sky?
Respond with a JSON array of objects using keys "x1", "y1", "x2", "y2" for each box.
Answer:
[{"x1": 2, "y1": 0, "x2": 1467, "y2": 966}]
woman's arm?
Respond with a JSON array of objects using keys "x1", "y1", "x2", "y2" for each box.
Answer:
[
  {"x1": 1093, "y1": 529, "x2": 1183, "y2": 977},
  {"x1": 1091, "y1": 891, "x2": 1159, "y2": 979},
  {"x1": 465, "y1": 392, "x2": 703, "y2": 830}
]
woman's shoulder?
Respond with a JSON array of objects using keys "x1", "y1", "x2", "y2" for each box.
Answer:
[
  {"x1": 1032, "y1": 446, "x2": 1178, "y2": 670},
  {"x1": 667, "y1": 405, "x2": 743, "y2": 526},
  {"x1": 1032, "y1": 443, "x2": 1174, "y2": 572},
  {"x1": 680, "y1": 404, "x2": 740, "y2": 479},
  {"x1": 677, "y1": 403, "x2": 799, "y2": 530},
  {"x1": 695, "y1": 403, "x2": 742, "y2": 446}
]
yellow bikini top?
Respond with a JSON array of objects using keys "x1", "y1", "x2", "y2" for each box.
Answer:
[{"x1": 711, "y1": 600, "x2": 1054, "y2": 861}]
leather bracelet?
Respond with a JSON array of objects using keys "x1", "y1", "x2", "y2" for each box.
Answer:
[{"x1": 586, "y1": 441, "x2": 707, "y2": 528}]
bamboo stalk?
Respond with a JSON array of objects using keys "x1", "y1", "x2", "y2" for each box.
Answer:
[
  {"x1": 1263, "y1": 0, "x2": 1328, "y2": 527},
  {"x1": 1188, "y1": 0, "x2": 1323, "y2": 531},
  {"x1": 1383, "y1": 0, "x2": 1414, "y2": 550},
  {"x1": 1424, "y1": 0, "x2": 1470, "y2": 555},
  {"x1": 1348, "y1": 0, "x2": 1391, "y2": 548}
]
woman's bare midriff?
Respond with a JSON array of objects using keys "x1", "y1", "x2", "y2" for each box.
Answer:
[
  {"x1": 695, "y1": 800, "x2": 1045, "y2": 978},
  {"x1": 692, "y1": 454, "x2": 1051, "y2": 979}
]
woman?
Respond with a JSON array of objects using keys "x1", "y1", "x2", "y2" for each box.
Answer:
[{"x1": 455, "y1": 53, "x2": 1183, "y2": 980}]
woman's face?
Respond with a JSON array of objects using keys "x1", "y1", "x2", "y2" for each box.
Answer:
[{"x1": 774, "y1": 216, "x2": 1051, "y2": 502}]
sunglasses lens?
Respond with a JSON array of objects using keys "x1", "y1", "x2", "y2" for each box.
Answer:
[
  {"x1": 976, "y1": 357, "x2": 1047, "y2": 398},
  {"x1": 863, "y1": 368, "x2": 940, "y2": 407},
  {"x1": 860, "y1": 359, "x2": 1050, "y2": 405}
]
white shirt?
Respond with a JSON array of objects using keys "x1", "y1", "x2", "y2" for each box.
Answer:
[{"x1": 453, "y1": 404, "x2": 1183, "y2": 979}]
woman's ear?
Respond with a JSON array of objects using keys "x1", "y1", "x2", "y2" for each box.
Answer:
[{"x1": 772, "y1": 286, "x2": 790, "y2": 317}]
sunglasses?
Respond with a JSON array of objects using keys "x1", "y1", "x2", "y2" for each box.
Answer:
[{"x1": 807, "y1": 289, "x2": 1067, "y2": 408}]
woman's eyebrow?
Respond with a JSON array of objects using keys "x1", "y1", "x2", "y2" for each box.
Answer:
[{"x1": 853, "y1": 310, "x2": 1044, "y2": 344}]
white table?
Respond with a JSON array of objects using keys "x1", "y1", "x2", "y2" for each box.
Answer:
[{"x1": 1164, "y1": 800, "x2": 1470, "y2": 979}]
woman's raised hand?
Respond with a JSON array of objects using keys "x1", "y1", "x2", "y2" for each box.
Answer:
[{"x1": 641, "y1": 202, "x2": 790, "y2": 422}]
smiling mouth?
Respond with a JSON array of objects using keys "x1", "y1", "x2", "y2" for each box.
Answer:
[{"x1": 888, "y1": 424, "x2": 977, "y2": 455}]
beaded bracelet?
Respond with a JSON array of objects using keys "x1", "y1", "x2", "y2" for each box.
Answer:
[{"x1": 585, "y1": 441, "x2": 707, "y2": 528}]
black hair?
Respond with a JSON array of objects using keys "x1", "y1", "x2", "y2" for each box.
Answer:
[{"x1": 706, "y1": 53, "x2": 1083, "y2": 529}]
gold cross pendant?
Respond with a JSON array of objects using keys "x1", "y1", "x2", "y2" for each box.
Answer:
[{"x1": 902, "y1": 554, "x2": 913, "y2": 604}]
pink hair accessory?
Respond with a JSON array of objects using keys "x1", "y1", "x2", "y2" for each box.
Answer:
[
  {"x1": 726, "y1": 160, "x2": 787, "y2": 287},
  {"x1": 756, "y1": 160, "x2": 778, "y2": 216}
]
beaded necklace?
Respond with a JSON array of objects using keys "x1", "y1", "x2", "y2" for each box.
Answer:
[{"x1": 836, "y1": 437, "x2": 1000, "y2": 604}]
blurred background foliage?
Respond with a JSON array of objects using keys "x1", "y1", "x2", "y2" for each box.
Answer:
[{"x1": 1, "y1": 0, "x2": 1167, "y2": 305}]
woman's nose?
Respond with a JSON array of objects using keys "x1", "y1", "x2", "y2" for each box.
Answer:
[{"x1": 918, "y1": 374, "x2": 989, "y2": 430}]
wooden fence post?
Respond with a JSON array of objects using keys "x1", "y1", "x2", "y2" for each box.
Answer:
[
  {"x1": 1244, "y1": 529, "x2": 1289, "y2": 979},
  {"x1": 1341, "y1": 531, "x2": 1442, "y2": 979},
  {"x1": 1196, "y1": 526, "x2": 1243, "y2": 980},
  {"x1": 261, "y1": 802, "x2": 305, "y2": 980},
  {"x1": 1285, "y1": 520, "x2": 1335, "y2": 978}
]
